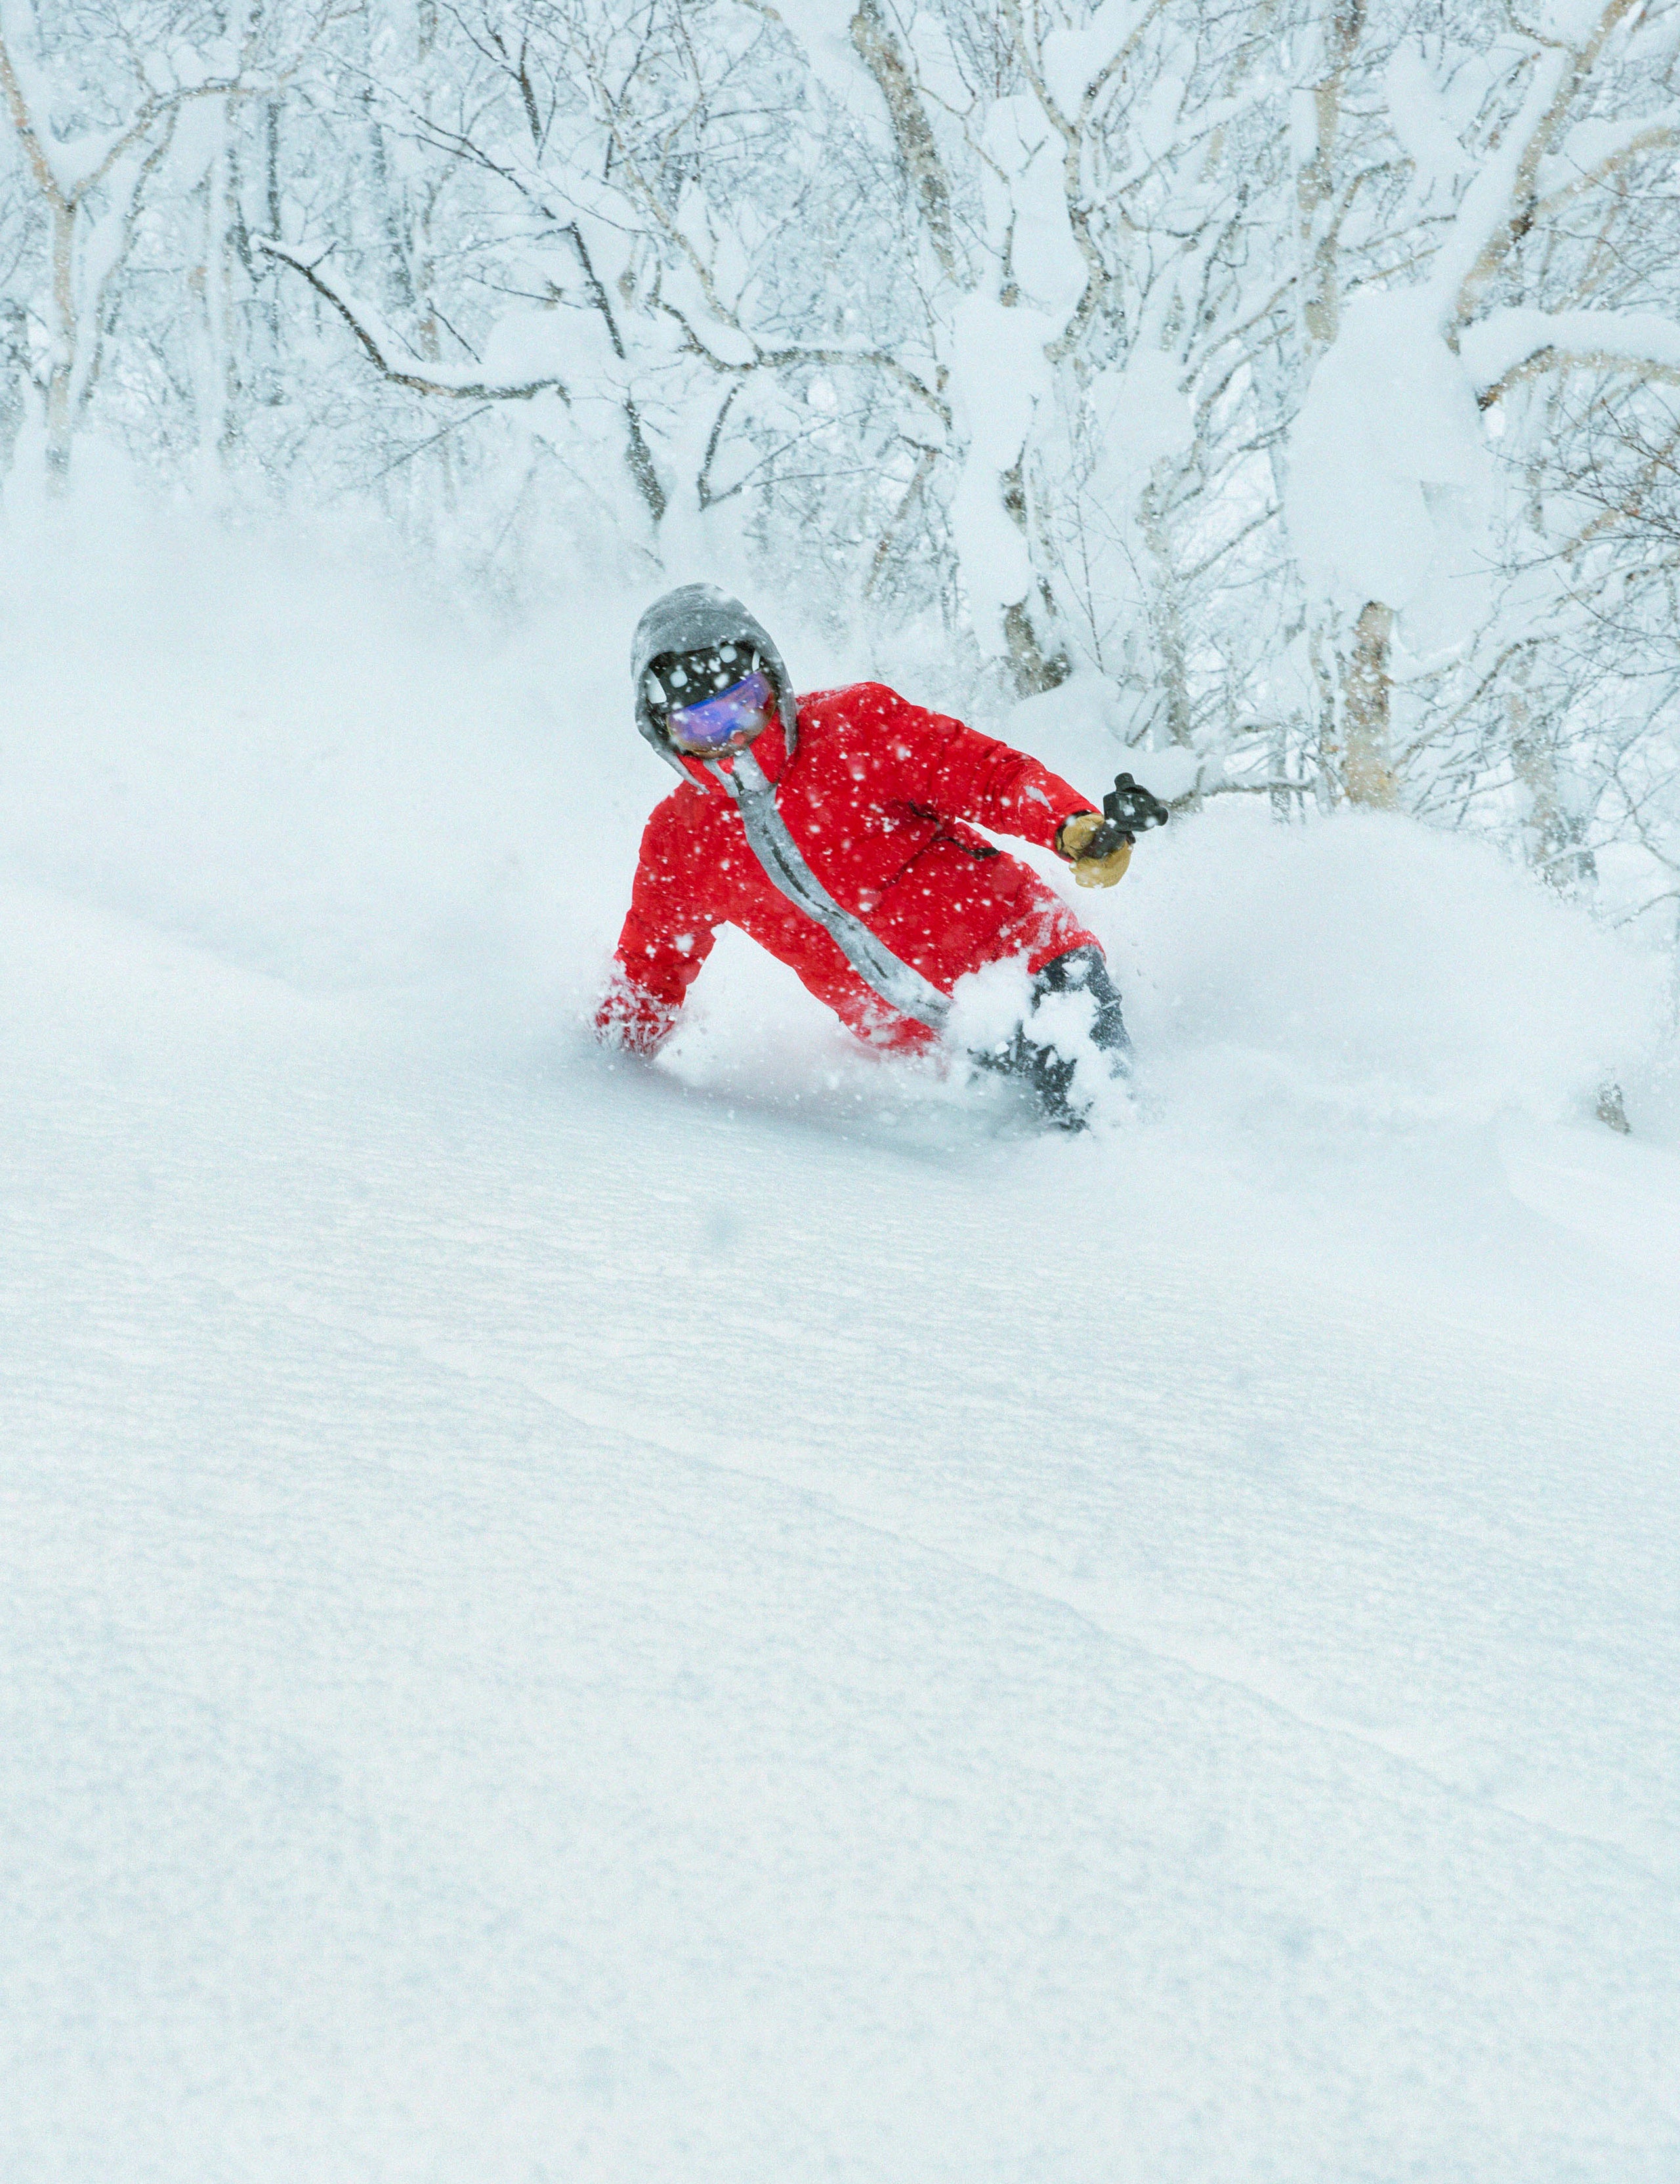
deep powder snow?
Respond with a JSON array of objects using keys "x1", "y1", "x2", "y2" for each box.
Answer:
[{"x1": 3, "y1": 512, "x2": 1677, "y2": 2181}]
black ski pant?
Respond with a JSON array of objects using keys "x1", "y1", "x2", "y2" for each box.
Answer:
[{"x1": 973, "y1": 944, "x2": 1129, "y2": 1128}]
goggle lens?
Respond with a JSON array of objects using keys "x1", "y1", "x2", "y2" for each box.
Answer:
[{"x1": 667, "y1": 669, "x2": 773, "y2": 750}]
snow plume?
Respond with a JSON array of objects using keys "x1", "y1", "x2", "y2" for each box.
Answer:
[
  {"x1": 1118, "y1": 798, "x2": 1664, "y2": 1131},
  {"x1": 0, "y1": 497, "x2": 640, "y2": 1035}
]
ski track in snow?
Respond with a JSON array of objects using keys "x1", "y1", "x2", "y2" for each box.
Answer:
[{"x1": 3, "y1": 518, "x2": 1679, "y2": 2181}]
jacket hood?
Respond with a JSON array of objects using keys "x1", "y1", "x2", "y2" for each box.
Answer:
[{"x1": 631, "y1": 584, "x2": 798, "y2": 777}]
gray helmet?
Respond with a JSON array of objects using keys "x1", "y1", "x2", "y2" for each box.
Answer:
[{"x1": 631, "y1": 584, "x2": 797, "y2": 776}]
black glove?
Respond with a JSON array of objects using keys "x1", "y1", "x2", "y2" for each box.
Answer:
[{"x1": 1080, "y1": 772, "x2": 1172, "y2": 860}]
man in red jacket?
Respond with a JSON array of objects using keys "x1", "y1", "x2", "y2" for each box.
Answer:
[{"x1": 597, "y1": 585, "x2": 1148, "y2": 1128}]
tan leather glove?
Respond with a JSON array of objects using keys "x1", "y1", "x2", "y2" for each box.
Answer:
[{"x1": 1056, "y1": 810, "x2": 1133, "y2": 888}]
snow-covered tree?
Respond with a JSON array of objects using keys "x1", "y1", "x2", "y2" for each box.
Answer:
[{"x1": 0, "y1": 0, "x2": 1677, "y2": 963}]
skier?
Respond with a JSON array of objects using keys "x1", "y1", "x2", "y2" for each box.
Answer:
[{"x1": 595, "y1": 584, "x2": 1165, "y2": 1129}]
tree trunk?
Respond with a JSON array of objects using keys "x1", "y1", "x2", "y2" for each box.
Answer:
[
  {"x1": 263, "y1": 100, "x2": 283, "y2": 386},
  {"x1": 849, "y1": 0, "x2": 957, "y2": 281},
  {"x1": 1002, "y1": 593, "x2": 1068, "y2": 698},
  {"x1": 201, "y1": 104, "x2": 238, "y2": 471},
  {"x1": 1343, "y1": 598, "x2": 1397, "y2": 807},
  {"x1": 1509, "y1": 663, "x2": 1595, "y2": 891},
  {"x1": 45, "y1": 198, "x2": 76, "y2": 491},
  {"x1": 1140, "y1": 463, "x2": 1193, "y2": 747},
  {"x1": 1295, "y1": 1, "x2": 1366, "y2": 352}
]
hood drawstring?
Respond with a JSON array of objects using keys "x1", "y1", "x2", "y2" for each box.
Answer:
[{"x1": 709, "y1": 747, "x2": 950, "y2": 1035}]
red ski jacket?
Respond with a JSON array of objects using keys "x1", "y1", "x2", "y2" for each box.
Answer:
[{"x1": 598, "y1": 682, "x2": 1104, "y2": 1053}]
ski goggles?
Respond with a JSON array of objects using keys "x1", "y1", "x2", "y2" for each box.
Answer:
[{"x1": 667, "y1": 669, "x2": 774, "y2": 752}]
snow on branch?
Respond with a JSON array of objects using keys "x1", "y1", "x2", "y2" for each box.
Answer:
[
  {"x1": 0, "y1": 0, "x2": 342, "y2": 207},
  {"x1": 1534, "y1": 119, "x2": 1680, "y2": 214},
  {"x1": 1430, "y1": 47, "x2": 1572, "y2": 327},
  {"x1": 1432, "y1": 2, "x2": 1656, "y2": 332},
  {"x1": 0, "y1": 29, "x2": 247, "y2": 208},
  {"x1": 1465, "y1": 308, "x2": 1680, "y2": 405},
  {"x1": 256, "y1": 240, "x2": 570, "y2": 403},
  {"x1": 656, "y1": 299, "x2": 951, "y2": 428}
]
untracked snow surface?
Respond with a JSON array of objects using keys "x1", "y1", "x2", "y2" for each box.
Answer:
[{"x1": 3, "y1": 512, "x2": 1679, "y2": 2181}]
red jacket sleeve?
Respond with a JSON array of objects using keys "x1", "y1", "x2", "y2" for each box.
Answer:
[
  {"x1": 595, "y1": 801, "x2": 719, "y2": 1053},
  {"x1": 864, "y1": 686, "x2": 1095, "y2": 849}
]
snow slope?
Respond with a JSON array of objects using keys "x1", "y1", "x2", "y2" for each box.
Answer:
[{"x1": 3, "y1": 511, "x2": 1678, "y2": 2181}]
